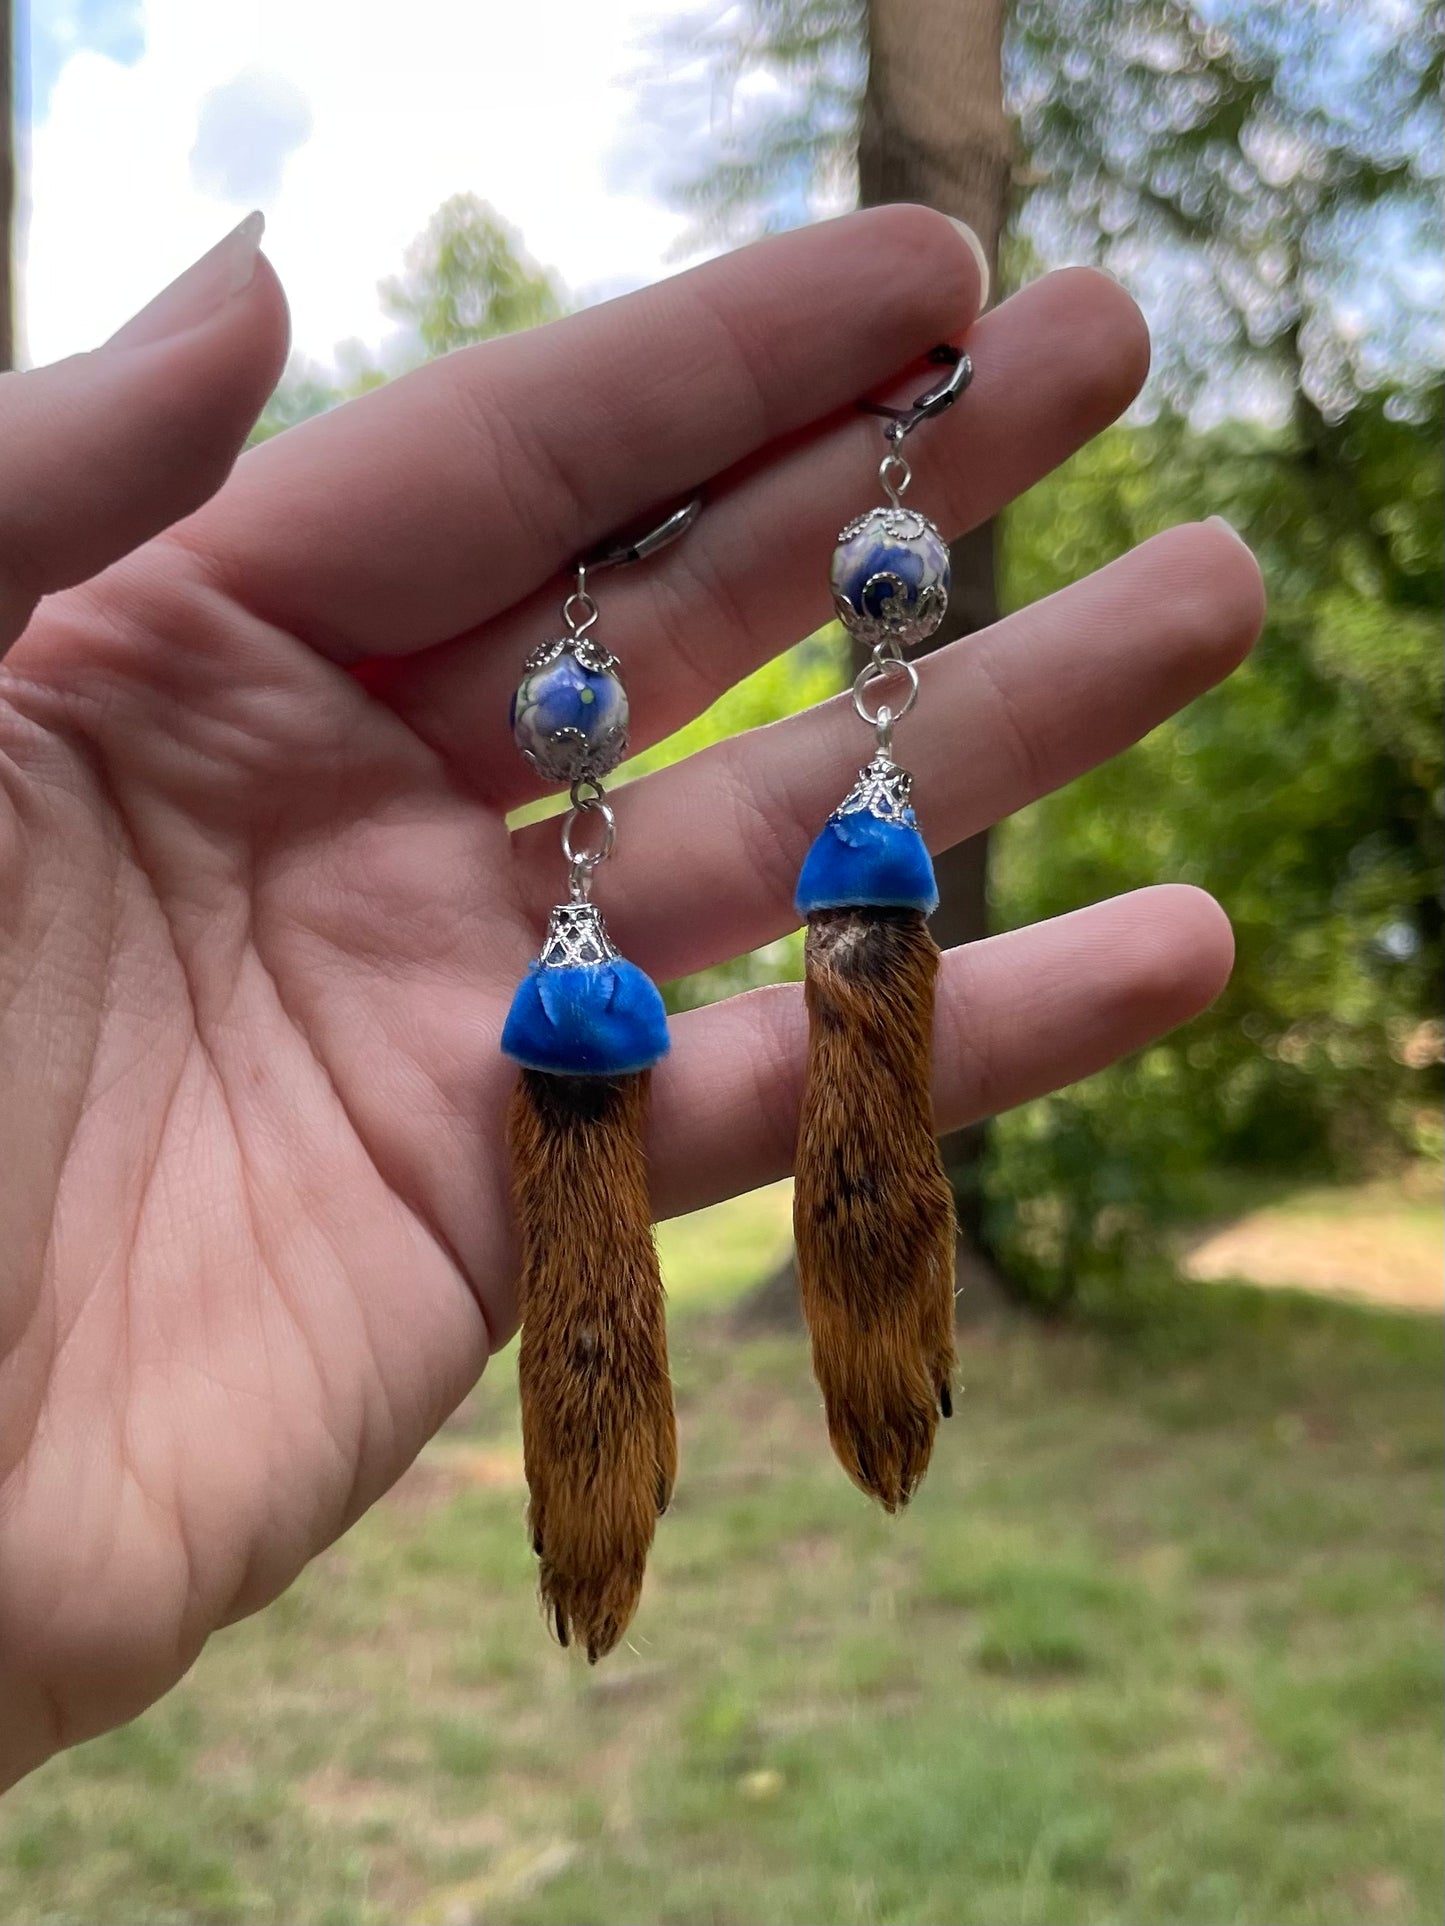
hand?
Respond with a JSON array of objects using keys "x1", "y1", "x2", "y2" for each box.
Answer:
[{"x1": 0, "y1": 207, "x2": 1262, "y2": 1783}]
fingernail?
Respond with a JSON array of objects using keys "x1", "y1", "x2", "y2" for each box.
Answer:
[
  {"x1": 108, "y1": 211, "x2": 265, "y2": 351},
  {"x1": 1206, "y1": 514, "x2": 1248, "y2": 544},
  {"x1": 947, "y1": 217, "x2": 991, "y2": 314}
]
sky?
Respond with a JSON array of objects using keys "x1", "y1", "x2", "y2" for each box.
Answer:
[
  {"x1": 20, "y1": 0, "x2": 1440, "y2": 398},
  {"x1": 20, "y1": 0, "x2": 694, "y2": 368}
]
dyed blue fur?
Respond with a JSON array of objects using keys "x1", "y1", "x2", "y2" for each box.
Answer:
[
  {"x1": 501, "y1": 958, "x2": 670, "y2": 1076},
  {"x1": 794, "y1": 808, "x2": 939, "y2": 917}
]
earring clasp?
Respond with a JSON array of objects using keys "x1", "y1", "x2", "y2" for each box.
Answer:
[
  {"x1": 580, "y1": 497, "x2": 704, "y2": 575},
  {"x1": 859, "y1": 343, "x2": 973, "y2": 441}
]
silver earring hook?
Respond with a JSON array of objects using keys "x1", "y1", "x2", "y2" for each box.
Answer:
[
  {"x1": 579, "y1": 497, "x2": 704, "y2": 575},
  {"x1": 858, "y1": 342, "x2": 973, "y2": 442},
  {"x1": 562, "y1": 494, "x2": 702, "y2": 638}
]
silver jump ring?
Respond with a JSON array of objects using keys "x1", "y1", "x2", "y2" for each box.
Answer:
[
  {"x1": 852, "y1": 654, "x2": 919, "y2": 729},
  {"x1": 560, "y1": 795, "x2": 616, "y2": 870}
]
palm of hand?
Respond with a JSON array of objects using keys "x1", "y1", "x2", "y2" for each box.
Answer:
[
  {"x1": 2, "y1": 565, "x2": 518, "y2": 1761},
  {"x1": 0, "y1": 207, "x2": 1260, "y2": 1783}
]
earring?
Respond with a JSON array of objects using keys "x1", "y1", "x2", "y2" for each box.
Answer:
[
  {"x1": 793, "y1": 345, "x2": 972, "y2": 1510},
  {"x1": 501, "y1": 500, "x2": 700, "y2": 1661}
]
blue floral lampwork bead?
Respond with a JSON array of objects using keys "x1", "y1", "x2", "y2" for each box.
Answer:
[
  {"x1": 830, "y1": 506, "x2": 951, "y2": 649},
  {"x1": 511, "y1": 637, "x2": 630, "y2": 785}
]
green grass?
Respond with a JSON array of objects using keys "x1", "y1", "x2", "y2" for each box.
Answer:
[
  {"x1": 1, "y1": 1189, "x2": 1441, "y2": 1926},
  {"x1": 1180, "y1": 1166, "x2": 1443, "y2": 1312},
  {"x1": 658, "y1": 1178, "x2": 794, "y2": 1308}
]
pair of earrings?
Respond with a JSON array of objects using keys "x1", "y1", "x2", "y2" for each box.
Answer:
[{"x1": 500, "y1": 346, "x2": 971, "y2": 1658}]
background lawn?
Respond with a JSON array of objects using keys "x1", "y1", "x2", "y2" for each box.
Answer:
[{"x1": 1, "y1": 1181, "x2": 1441, "y2": 1926}]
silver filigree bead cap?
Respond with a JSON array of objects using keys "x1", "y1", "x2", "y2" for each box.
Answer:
[
  {"x1": 537, "y1": 900, "x2": 620, "y2": 971},
  {"x1": 830, "y1": 505, "x2": 951, "y2": 650},
  {"x1": 835, "y1": 754, "x2": 915, "y2": 823},
  {"x1": 511, "y1": 636, "x2": 630, "y2": 786}
]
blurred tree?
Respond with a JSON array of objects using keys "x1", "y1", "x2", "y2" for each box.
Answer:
[
  {"x1": 858, "y1": 0, "x2": 1012, "y2": 1293},
  {"x1": 1010, "y1": 0, "x2": 1444, "y2": 419},
  {"x1": 643, "y1": 0, "x2": 865, "y2": 244},
  {"x1": 643, "y1": 0, "x2": 1444, "y2": 1306},
  {"x1": 650, "y1": 0, "x2": 1443, "y2": 408},
  {"x1": 249, "y1": 197, "x2": 566, "y2": 443},
  {"x1": 987, "y1": 0, "x2": 1445, "y2": 1299},
  {"x1": 380, "y1": 192, "x2": 564, "y2": 356},
  {"x1": 249, "y1": 358, "x2": 355, "y2": 445},
  {"x1": 990, "y1": 381, "x2": 1443, "y2": 1302}
]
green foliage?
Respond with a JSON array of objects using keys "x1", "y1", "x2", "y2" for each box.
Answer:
[
  {"x1": 1009, "y1": 0, "x2": 1444, "y2": 412},
  {"x1": 651, "y1": 0, "x2": 1444, "y2": 411},
  {"x1": 248, "y1": 361, "x2": 349, "y2": 445},
  {"x1": 625, "y1": 628, "x2": 846, "y2": 781},
  {"x1": 249, "y1": 195, "x2": 567, "y2": 445},
  {"x1": 640, "y1": 0, "x2": 1444, "y2": 1306},
  {"x1": 987, "y1": 386, "x2": 1444, "y2": 1300},
  {"x1": 380, "y1": 193, "x2": 565, "y2": 355},
  {"x1": 249, "y1": 343, "x2": 387, "y2": 445},
  {"x1": 640, "y1": 0, "x2": 865, "y2": 246}
]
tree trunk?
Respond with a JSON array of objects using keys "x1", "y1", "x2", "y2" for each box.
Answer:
[
  {"x1": 861, "y1": 0, "x2": 1012, "y2": 1305},
  {"x1": 0, "y1": 0, "x2": 13, "y2": 371},
  {"x1": 739, "y1": 0, "x2": 1014, "y2": 1329}
]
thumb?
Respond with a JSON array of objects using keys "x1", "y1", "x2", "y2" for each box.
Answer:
[{"x1": 0, "y1": 211, "x2": 290, "y2": 651}]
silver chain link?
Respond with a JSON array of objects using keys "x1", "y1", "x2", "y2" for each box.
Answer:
[
  {"x1": 560, "y1": 776, "x2": 615, "y2": 900},
  {"x1": 852, "y1": 653, "x2": 920, "y2": 753},
  {"x1": 858, "y1": 429, "x2": 923, "y2": 754}
]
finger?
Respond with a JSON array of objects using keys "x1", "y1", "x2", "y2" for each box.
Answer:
[
  {"x1": 191, "y1": 205, "x2": 984, "y2": 660},
  {"x1": 647, "y1": 885, "x2": 1233, "y2": 1221},
  {"x1": 513, "y1": 520, "x2": 1264, "y2": 979},
  {"x1": 0, "y1": 216, "x2": 288, "y2": 655},
  {"x1": 380, "y1": 265, "x2": 1150, "y2": 805}
]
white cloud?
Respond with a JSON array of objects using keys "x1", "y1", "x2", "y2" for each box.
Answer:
[
  {"x1": 26, "y1": 0, "x2": 145, "y2": 118},
  {"x1": 190, "y1": 68, "x2": 314, "y2": 204},
  {"x1": 24, "y1": 0, "x2": 693, "y2": 368}
]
